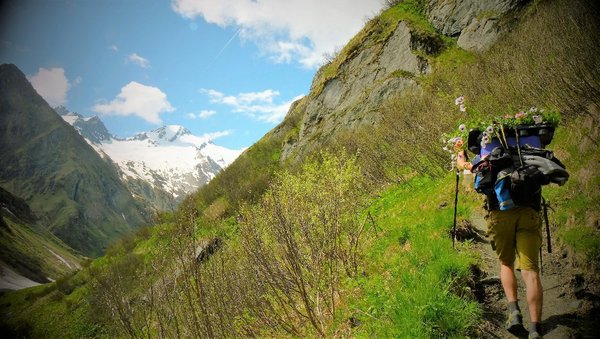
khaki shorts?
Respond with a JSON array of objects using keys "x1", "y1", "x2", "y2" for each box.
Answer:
[{"x1": 488, "y1": 206, "x2": 542, "y2": 272}]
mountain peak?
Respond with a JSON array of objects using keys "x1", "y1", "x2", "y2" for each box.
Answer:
[
  {"x1": 134, "y1": 125, "x2": 193, "y2": 144},
  {"x1": 56, "y1": 107, "x2": 112, "y2": 144},
  {"x1": 155, "y1": 125, "x2": 192, "y2": 140}
]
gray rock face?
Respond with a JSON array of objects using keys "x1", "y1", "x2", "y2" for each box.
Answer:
[
  {"x1": 427, "y1": 0, "x2": 528, "y2": 51},
  {"x1": 457, "y1": 17, "x2": 501, "y2": 52},
  {"x1": 380, "y1": 22, "x2": 426, "y2": 75},
  {"x1": 283, "y1": 22, "x2": 425, "y2": 160},
  {"x1": 281, "y1": 1, "x2": 529, "y2": 161}
]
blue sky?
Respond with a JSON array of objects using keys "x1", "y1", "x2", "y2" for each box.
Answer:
[{"x1": 0, "y1": 0, "x2": 384, "y2": 149}]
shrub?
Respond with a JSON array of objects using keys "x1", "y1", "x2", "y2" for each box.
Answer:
[{"x1": 236, "y1": 152, "x2": 371, "y2": 336}]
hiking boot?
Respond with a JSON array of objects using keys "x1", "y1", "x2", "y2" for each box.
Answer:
[
  {"x1": 528, "y1": 331, "x2": 542, "y2": 339},
  {"x1": 505, "y1": 309, "x2": 524, "y2": 334}
]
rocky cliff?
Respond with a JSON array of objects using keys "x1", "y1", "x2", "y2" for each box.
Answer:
[
  {"x1": 428, "y1": 0, "x2": 528, "y2": 51},
  {"x1": 282, "y1": 0, "x2": 527, "y2": 161}
]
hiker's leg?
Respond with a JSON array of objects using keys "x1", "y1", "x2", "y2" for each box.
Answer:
[
  {"x1": 521, "y1": 269, "x2": 543, "y2": 322},
  {"x1": 514, "y1": 207, "x2": 543, "y2": 322},
  {"x1": 489, "y1": 210, "x2": 518, "y2": 302},
  {"x1": 500, "y1": 263, "x2": 518, "y2": 301}
]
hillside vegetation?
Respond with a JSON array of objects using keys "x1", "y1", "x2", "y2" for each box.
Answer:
[
  {"x1": 0, "y1": 187, "x2": 82, "y2": 287},
  {"x1": 1, "y1": 0, "x2": 599, "y2": 337}
]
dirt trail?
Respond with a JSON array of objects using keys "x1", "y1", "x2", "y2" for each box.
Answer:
[{"x1": 470, "y1": 212, "x2": 600, "y2": 338}]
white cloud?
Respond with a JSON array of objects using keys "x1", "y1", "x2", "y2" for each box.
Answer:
[
  {"x1": 128, "y1": 53, "x2": 151, "y2": 68},
  {"x1": 186, "y1": 109, "x2": 217, "y2": 119},
  {"x1": 93, "y1": 81, "x2": 175, "y2": 124},
  {"x1": 110, "y1": 44, "x2": 119, "y2": 52},
  {"x1": 201, "y1": 88, "x2": 303, "y2": 123},
  {"x1": 199, "y1": 109, "x2": 217, "y2": 119},
  {"x1": 179, "y1": 130, "x2": 232, "y2": 145},
  {"x1": 202, "y1": 130, "x2": 231, "y2": 140},
  {"x1": 27, "y1": 67, "x2": 71, "y2": 107},
  {"x1": 171, "y1": 0, "x2": 384, "y2": 68}
]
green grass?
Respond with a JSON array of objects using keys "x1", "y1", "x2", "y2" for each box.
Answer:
[
  {"x1": 0, "y1": 279, "x2": 99, "y2": 338},
  {"x1": 0, "y1": 216, "x2": 82, "y2": 283},
  {"x1": 0, "y1": 218, "x2": 169, "y2": 338},
  {"x1": 337, "y1": 175, "x2": 481, "y2": 337},
  {"x1": 541, "y1": 116, "x2": 600, "y2": 266}
]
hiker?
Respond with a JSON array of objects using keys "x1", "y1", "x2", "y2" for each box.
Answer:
[{"x1": 457, "y1": 144, "x2": 544, "y2": 339}]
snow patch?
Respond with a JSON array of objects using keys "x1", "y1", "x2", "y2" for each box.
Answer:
[
  {"x1": 45, "y1": 247, "x2": 77, "y2": 269},
  {"x1": 61, "y1": 114, "x2": 79, "y2": 125},
  {"x1": 57, "y1": 107, "x2": 243, "y2": 197},
  {"x1": 0, "y1": 261, "x2": 41, "y2": 290}
]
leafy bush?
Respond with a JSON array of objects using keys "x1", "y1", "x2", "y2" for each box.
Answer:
[
  {"x1": 55, "y1": 274, "x2": 76, "y2": 295},
  {"x1": 236, "y1": 152, "x2": 370, "y2": 336}
]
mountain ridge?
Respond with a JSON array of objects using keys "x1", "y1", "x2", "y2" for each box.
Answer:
[
  {"x1": 56, "y1": 108, "x2": 242, "y2": 209},
  {"x1": 0, "y1": 63, "x2": 150, "y2": 257}
]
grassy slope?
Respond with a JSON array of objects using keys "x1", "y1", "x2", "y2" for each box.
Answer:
[
  {"x1": 0, "y1": 176, "x2": 482, "y2": 338},
  {"x1": 0, "y1": 121, "x2": 596, "y2": 338},
  {"x1": 1, "y1": 217, "x2": 81, "y2": 284},
  {"x1": 1, "y1": 0, "x2": 599, "y2": 337},
  {"x1": 336, "y1": 175, "x2": 480, "y2": 337},
  {"x1": 0, "y1": 187, "x2": 82, "y2": 286},
  {"x1": 543, "y1": 115, "x2": 600, "y2": 265}
]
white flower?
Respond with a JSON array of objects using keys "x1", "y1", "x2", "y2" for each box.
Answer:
[
  {"x1": 454, "y1": 96, "x2": 464, "y2": 106},
  {"x1": 443, "y1": 146, "x2": 449, "y2": 152},
  {"x1": 532, "y1": 115, "x2": 543, "y2": 124},
  {"x1": 459, "y1": 104, "x2": 466, "y2": 112},
  {"x1": 529, "y1": 106, "x2": 538, "y2": 113},
  {"x1": 482, "y1": 135, "x2": 490, "y2": 144},
  {"x1": 482, "y1": 131, "x2": 489, "y2": 138},
  {"x1": 451, "y1": 154, "x2": 457, "y2": 160},
  {"x1": 459, "y1": 124, "x2": 466, "y2": 132},
  {"x1": 486, "y1": 125, "x2": 494, "y2": 134}
]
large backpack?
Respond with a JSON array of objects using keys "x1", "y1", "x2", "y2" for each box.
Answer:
[{"x1": 470, "y1": 127, "x2": 569, "y2": 211}]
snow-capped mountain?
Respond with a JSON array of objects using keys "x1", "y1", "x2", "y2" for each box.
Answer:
[
  {"x1": 56, "y1": 107, "x2": 243, "y2": 208},
  {"x1": 55, "y1": 106, "x2": 112, "y2": 144}
]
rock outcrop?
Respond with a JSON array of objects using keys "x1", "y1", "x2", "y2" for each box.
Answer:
[
  {"x1": 283, "y1": 21, "x2": 442, "y2": 160},
  {"x1": 427, "y1": 0, "x2": 529, "y2": 52},
  {"x1": 280, "y1": 0, "x2": 528, "y2": 162}
]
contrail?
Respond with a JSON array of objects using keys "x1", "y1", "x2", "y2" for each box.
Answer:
[
  {"x1": 215, "y1": 28, "x2": 241, "y2": 60},
  {"x1": 202, "y1": 28, "x2": 242, "y2": 72}
]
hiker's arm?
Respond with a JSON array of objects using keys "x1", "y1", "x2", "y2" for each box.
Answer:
[{"x1": 456, "y1": 151, "x2": 472, "y2": 171}]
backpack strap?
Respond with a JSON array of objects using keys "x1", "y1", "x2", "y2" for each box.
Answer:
[{"x1": 514, "y1": 127, "x2": 525, "y2": 167}]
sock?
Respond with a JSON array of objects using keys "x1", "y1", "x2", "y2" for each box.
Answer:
[
  {"x1": 530, "y1": 322, "x2": 541, "y2": 333},
  {"x1": 508, "y1": 301, "x2": 520, "y2": 312}
]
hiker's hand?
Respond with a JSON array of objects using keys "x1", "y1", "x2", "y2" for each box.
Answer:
[{"x1": 456, "y1": 151, "x2": 472, "y2": 170}]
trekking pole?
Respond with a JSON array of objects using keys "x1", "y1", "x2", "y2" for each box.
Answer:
[
  {"x1": 540, "y1": 246, "x2": 543, "y2": 276},
  {"x1": 542, "y1": 197, "x2": 552, "y2": 253},
  {"x1": 452, "y1": 169, "x2": 460, "y2": 249}
]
